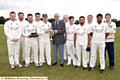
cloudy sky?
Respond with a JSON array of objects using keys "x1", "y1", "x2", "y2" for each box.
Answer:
[{"x1": 0, "y1": 0, "x2": 120, "y2": 21}]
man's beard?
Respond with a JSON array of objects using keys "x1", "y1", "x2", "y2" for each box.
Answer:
[
  {"x1": 97, "y1": 21, "x2": 102, "y2": 24},
  {"x1": 80, "y1": 22, "x2": 84, "y2": 25},
  {"x1": 19, "y1": 18, "x2": 23, "y2": 21}
]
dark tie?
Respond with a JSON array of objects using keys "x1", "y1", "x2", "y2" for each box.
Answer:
[{"x1": 55, "y1": 21, "x2": 58, "y2": 29}]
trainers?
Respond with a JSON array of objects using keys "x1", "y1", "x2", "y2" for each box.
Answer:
[
  {"x1": 88, "y1": 67, "x2": 93, "y2": 71},
  {"x1": 11, "y1": 65, "x2": 15, "y2": 69},
  {"x1": 15, "y1": 64, "x2": 23, "y2": 68},
  {"x1": 110, "y1": 66, "x2": 114, "y2": 70},
  {"x1": 39, "y1": 63, "x2": 43, "y2": 66},
  {"x1": 25, "y1": 64, "x2": 30, "y2": 67},
  {"x1": 35, "y1": 63, "x2": 39, "y2": 67},
  {"x1": 30, "y1": 60, "x2": 33, "y2": 64},
  {"x1": 100, "y1": 69, "x2": 104, "y2": 73},
  {"x1": 83, "y1": 67, "x2": 87, "y2": 70},
  {"x1": 47, "y1": 64, "x2": 51, "y2": 66},
  {"x1": 74, "y1": 65, "x2": 79, "y2": 68},
  {"x1": 67, "y1": 63, "x2": 71, "y2": 66}
]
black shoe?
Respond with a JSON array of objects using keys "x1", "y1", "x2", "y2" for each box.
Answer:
[
  {"x1": 52, "y1": 62, "x2": 57, "y2": 66},
  {"x1": 88, "y1": 67, "x2": 93, "y2": 71},
  {"x1": 100, "y1": 69, "x2": 104, "y2": 73},
  {"x1": 110, "y1": 66, "x2": 114, "y2": 70},
  {"x1": 74, "y1": 66, "x2": 79, "y2": 68},
  {"x1": 60, "y1": 64, "x2": 64, "y2": 67},
  {"x1": 83, "y1": 67, "x2": 87, "y2": 70}
]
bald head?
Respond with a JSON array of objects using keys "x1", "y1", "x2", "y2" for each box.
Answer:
[
  {"x1": 63, "y1": 15, "x2": 68, "y2": 22},
  {"x1": 54, "y1": 13, "x2": 60, "y2": 21}
]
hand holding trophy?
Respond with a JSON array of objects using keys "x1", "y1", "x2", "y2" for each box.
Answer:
[{"x1": 49, "y1": 27, "x2": 54, "y2": 41}]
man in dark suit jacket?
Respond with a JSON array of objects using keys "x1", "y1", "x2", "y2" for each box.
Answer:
[{"x1": 51, "y1": 13, "x2": 66, "y2": 67}]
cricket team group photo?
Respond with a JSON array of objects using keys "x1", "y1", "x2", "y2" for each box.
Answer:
[{"x1": 3, "y1": 11, "x2": 117, "y2": 74}]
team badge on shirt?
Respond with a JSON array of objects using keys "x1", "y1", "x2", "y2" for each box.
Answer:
[
  {"x1": 102, "y1": 26, "x2": 104, "y2": 28},
  {"x1": 78, "y1": 28, "x2": 79, "y2": 30},
  {"x1": 33, "y1": 25, "x2": 35, "y2": 27},
  {"x1": 27, "y1": 25, "x2": 28, "y2": 27},
  {"x1": 68, "y1": 27, "x2": 69, "y2": 29},
  {"x1": 95, "y1": 26, "x2": 97, "y2": 27},
  {"x1": 16, "y1": 23, "x2": 18, "y2": 25},
  {"x1": 42, "y1": 25, "x2": 44, "y2": 27},
  {"x1": 10, "y1": 23, "x2": 12, "y2": 25},
  {"x1": 48, "y1": 25, "x2": 50, "y2": 27}
]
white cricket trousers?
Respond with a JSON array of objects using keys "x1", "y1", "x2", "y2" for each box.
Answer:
[
  {"x1": 76, "y1": 44, "x2": 88, "y2": 67},
  {"x1": 90, "y1": 43, "x2": 105, "y2": 69},
  {"x1": 66, "y1": 40, "x2": 77, "y2": 66},
  {"x1": 7, "y1": 39, "x2": 20, "y2": 65},
  {"x1": 19, "y1": 36, "x2": 25, "y2": 60},
  {"x1": 39, "y1": 38, "x2": 51, "y2": 65},
  {"x1": 24, "y1": 37, "x2": 38, "y2": 64}
]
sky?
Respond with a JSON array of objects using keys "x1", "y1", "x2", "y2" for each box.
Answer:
[{"x1": 0, "y1": 0, "x2": 120, "y2": 21}]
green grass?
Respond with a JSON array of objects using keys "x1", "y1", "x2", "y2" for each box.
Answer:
[{"x1": 0, "y1": 26, "x2": 120, "y2": 80}]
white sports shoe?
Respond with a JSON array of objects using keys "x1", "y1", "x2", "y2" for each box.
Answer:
[
  {"x1": 30, "y1": 60, "x2": 33, "y2": 63},
  {"x1": 11, "y1": 65, "x2": 15, "y2": 69},
  {"x1": 67, "y1": 62, "x2": 71, "y2": 66},
  {"x1": 15, "y1": 64, "x2": 23, "y2": 68},
  {"x1": 39, "y1": 63, "x2": 43, "y2": 66},
  {"x1": 25, "y1": 64, "x2": 30, "y2": 67},
  {"x1": 35, "y1": 63, "x2": 39, "y2": 67}
]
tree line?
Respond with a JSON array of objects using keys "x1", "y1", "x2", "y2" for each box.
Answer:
[{"x1": 0, "y1": 16, "x2": 120, "y2": 27}]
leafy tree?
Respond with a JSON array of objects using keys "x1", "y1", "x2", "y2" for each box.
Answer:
[
  {"x1": 0, "y1": 16, "x2": 5, "y2": 24},
  {"x1": 116, "y1": 20, "x2": 120, "y2": 27},
  {"x1": 48, "y1": 18, "x2": 55, "y2": 23},
  {"x1": 5, "y1": 18, "x2": 10, "y2": 22},
  {"x1": 74, "y1": 20, "x2": 79, "y2": 24}
]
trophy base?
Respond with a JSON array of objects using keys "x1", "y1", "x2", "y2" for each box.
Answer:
[
  {"x1": 30, "y1": 35, "x2": 39, "y2": 37},
  {"x1": 86, "y1": 47, "x2": 90, "y2": 52}
]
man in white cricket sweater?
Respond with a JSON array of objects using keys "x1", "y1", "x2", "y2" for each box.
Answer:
[
  {"x1": 63, "y1": 15, "x2": 69, "y2": 62},
  {"x1": 86, "y1": 14, "x2": 94, "y2": 64},
  {"x1": 104, "y1": 13, "x2": 116, "y2": 70},
  {"x1": 4, "y1": 11, "x2": 22, "y2": 69},
  {"x1": 23, "y1": 14, "x2": 39, "y2": 67},
  {"x1": 18, "y1": 12, "x2": 28, "y2": 62},
  {"x1": 37, "y1": 14, "x2": 51, "y2": 66}
]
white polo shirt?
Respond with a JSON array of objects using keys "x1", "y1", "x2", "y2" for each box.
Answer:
[
  {"x1": 34, "y1": 20, "x2": 42, "y2": 27},
  {"x1": 4, "y1": 20, "x2": 21, "y2": 40},
  {"x1": 64, "y1": 21, "x2": 69, "y2": 28},
  {"x1": 75, "y1": 24, "x2": 90, "y2": 46},
  {"x1": 91, "y1": 22, "x2": 109, "y2": 44},
  {"x1": 66, "y1": 24, "x2": 76, "y2": 41},
  {"x1": 22, "y1": 22, "x2": 37, "y2": 37},
  {"x1": 18, "y1": 20, "x2": 28, "y2": 36},
  {"x1": 104, "y1": 21, "x2": 116, "y2": 42},
  {"x1": 37, "y1": 21, "x2": 52, "y2": 40}
]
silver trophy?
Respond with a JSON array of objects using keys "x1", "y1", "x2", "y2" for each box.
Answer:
[{"x1": 48, "y1": 27, "x2": 54, "y2": 40}]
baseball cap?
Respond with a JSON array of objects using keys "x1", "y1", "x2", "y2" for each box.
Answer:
[{"x1": 42, "y1": 14, "x2": 48, "y2": 18}]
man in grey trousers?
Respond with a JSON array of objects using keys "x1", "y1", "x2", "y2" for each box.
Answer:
[{"x1": 51, "y1": 13, "x2": 66, "y2": 67}]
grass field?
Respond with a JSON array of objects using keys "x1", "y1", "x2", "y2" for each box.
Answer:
[{"x1": 0, "y1": 26, "x2": 120, "y2": 80}]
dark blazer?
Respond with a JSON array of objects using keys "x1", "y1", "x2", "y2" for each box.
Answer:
[{"x1": 52, "y1": 20, "x2": 66, "y2": 45}]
